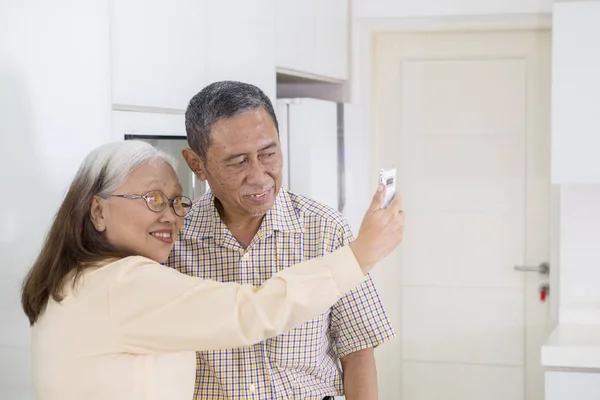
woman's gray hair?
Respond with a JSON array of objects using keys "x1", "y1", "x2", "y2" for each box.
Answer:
[
  {"x1": 75, "y1": 140, "x2": 177, "y2": 198},
  {"x1": 21, "y1": 139, "x2": 178, "y2": 325}
]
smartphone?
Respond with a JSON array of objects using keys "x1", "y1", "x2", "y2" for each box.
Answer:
[{"x1": 379, "y1": 167, "x2": 397, "y2": 209}]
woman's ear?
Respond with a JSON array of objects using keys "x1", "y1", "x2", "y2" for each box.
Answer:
[
  {"x1": 89, "y1": 195, "x2": 106, "y2": 232},
  {"x1": 182, "y1": 148, "x2": 208, "y2": 181}
]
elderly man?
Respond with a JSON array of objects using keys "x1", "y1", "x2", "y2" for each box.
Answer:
[{"x1": 166, "y1": 80, "x2": 395, "y2": 400}]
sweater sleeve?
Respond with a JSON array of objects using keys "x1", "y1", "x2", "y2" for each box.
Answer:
[{"x1": 109, "y1": 245, "x2": 364, "y2": 353}]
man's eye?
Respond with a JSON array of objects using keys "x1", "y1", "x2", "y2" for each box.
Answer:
[{"x1": 260, "y1": 152, "x2": 275, "y2": 158}]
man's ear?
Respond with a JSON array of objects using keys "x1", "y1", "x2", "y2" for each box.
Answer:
[
  {"x1": 182, "y1": 148, "x2": 208, "y2": 181},
  {"x1": 89, "y1": 195, "x2": 107, "y2": 232}
]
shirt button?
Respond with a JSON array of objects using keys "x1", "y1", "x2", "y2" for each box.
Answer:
[
  {"x1": 248, "y1": 383, "x2": 256, "y2": 393},
  {"x1": 242, "y1": 253, "x2": 249, "y2": 261}
]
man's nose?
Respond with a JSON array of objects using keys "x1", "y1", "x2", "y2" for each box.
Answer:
[{"x1": 246, "y1": 158, "x2": 270, "y2": 185}]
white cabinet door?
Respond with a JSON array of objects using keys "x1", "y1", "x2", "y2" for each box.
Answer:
[
  {"x1": 275, "y1": 0, "x2": 349, "y2": 81},
  {"x1": 551, "y1": 1, "x2": 600, "y2": 183},
  {"x1": 546, "y1": 371, "x2": 600, "y2": 400},
  {"x1": 110, "y1": 0, "x2": 207, "y2": 110},
  {"x1": 313, "y1": 0, "x2": 348, "y2": 80},
  {"x1": 275, "y1": 0, "x2": 315, "y2": 76},
  {"x1": 204, "y1": 0, "x2": 276, "y2": 101}
]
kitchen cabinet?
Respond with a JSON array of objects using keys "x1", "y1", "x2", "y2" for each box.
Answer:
[
  {"x1": 110, "y1": 0, "x2": 207, "y2": 110},
  {"x1": 276, "y1": 0, "x2": 349, "y2": 81},
  {"x1": 546, "y1": 371, "x2": 600, "y2": 400},
  {"x1": 110, "y1": 0, "x2": 276, "y2": 110},
  {"x1": 204, "y1": 0, "x2": 276, "y2": 101},
  {"x1": 542, "y1": 324, "x2": 600, "y2": 400},
  {"x1": 314, "y1": 0, "x2": 349, "y2": 80}
]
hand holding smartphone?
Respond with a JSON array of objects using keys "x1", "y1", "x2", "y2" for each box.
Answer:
[{"x1": 378, "y1": 167, "x2": 397, "y2": 209}]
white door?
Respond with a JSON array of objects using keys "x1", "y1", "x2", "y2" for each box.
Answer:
[{"x1": 371, "y1": 30, "x2": 553, "y2": 400}]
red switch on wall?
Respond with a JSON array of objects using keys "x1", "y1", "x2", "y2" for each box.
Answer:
[{"x1": 539, "y1": 283, "x2": 550, "y2": 302}]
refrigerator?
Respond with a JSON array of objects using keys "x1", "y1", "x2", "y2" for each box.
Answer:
[
  {"x1": 276, "y1": 97, "x2": 345, "y2": 213},
  {"x1": 123, "y1": 134, "x2": 208, "y2": 201}
]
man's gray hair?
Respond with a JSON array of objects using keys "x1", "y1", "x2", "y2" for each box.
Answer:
[
  {"x1": 185, "y1": 80, "x2": 279, "y2": 161},
  {"x1": 75, "y1": 140, "x2": 177, "y2": 199}
]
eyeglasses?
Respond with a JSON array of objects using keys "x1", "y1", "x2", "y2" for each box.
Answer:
[{"x1": 111, "y1": 190, "x2": 193, "y2": 217}]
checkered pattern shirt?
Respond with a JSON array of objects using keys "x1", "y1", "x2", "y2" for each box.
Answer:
[{"x1": 166, "y1": 188, "x2": 395, "y2": 399}]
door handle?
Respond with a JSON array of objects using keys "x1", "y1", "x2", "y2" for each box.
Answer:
[{"x1": 514, "y1": 262, "x2": 549, "y2": 275}]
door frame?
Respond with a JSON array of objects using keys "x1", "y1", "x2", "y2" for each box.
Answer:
[
  {"x1": 351, "y1": 12, "x2": 559, "y2": 324},
  {"x1": 352, "y1": 13, "x2": 561, "y2": 400}
]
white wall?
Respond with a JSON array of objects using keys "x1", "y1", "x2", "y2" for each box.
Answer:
[
  {"x1": 558, "y1": 185, "x2": 600, "y2": 324},
  {"x1": 550, "y1": 0, "x2": 600, "y2": 184},
  {"x1": 549, "y1": 1, "x2": 600, "y2": 326},
  {"x1": 0, "y1": 1, "x2": 112, "y2": 398},
  {"x1": 353, "y1": 0, "x2": 552, "y2": 18},
  {"x1": 341, "y1": 104, "x2": 371, "y2": 236}
]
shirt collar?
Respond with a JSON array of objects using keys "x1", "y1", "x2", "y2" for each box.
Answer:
[
  {"x1": 261, "y1": 187, "x2": 304, "y2": 235},
  {"x1": 181, "y1": 187, "x2": 303, "y2": 243}
]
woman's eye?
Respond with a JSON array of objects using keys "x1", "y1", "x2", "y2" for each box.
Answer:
[{"x1": 147, "y1": 192, "x2": 165, "y2": 205}]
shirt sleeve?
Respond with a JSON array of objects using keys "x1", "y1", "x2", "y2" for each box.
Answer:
[
  {"x1": 329, "y1": 220, "x2": 396, "y2": 358},
  {"x1": 108, "y1": 246, "x2": 364, "y2": 354}
]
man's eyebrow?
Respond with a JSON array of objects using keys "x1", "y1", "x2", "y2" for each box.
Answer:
[{"x1": 259, "y1": 142, "x2": 277, "y2": 152}]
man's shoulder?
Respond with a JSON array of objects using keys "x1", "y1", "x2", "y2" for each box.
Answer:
[
  {"x1": 167, "y1": 194, "x2": 217, "y2": 261},
  {"x1": 190, "y1": 192, "x2": 216, "y2": 214},
  {"x1": 284, "y1": 190, "x2": 350, "y2": 232},
  {"x1": 181, "y1": 193, "x2": 217, "y2": 228}
]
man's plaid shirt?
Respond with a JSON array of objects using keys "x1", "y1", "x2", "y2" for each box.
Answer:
[{"x1": 166, "y1": 188, "x2": 395, "y2": 399}]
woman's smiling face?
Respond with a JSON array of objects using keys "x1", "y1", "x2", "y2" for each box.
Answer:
[{"x1": 90, "y1": 159, "x2": 187, "y2": 263}]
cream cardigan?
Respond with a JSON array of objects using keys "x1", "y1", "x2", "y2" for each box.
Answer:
[{"x1": 30, "y1": 246, "x2": 363, "y2": 400}]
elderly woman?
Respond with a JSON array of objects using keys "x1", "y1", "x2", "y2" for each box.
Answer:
[{"x1": 21, "y1": 140, "x2": 404, "y2": 400}]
